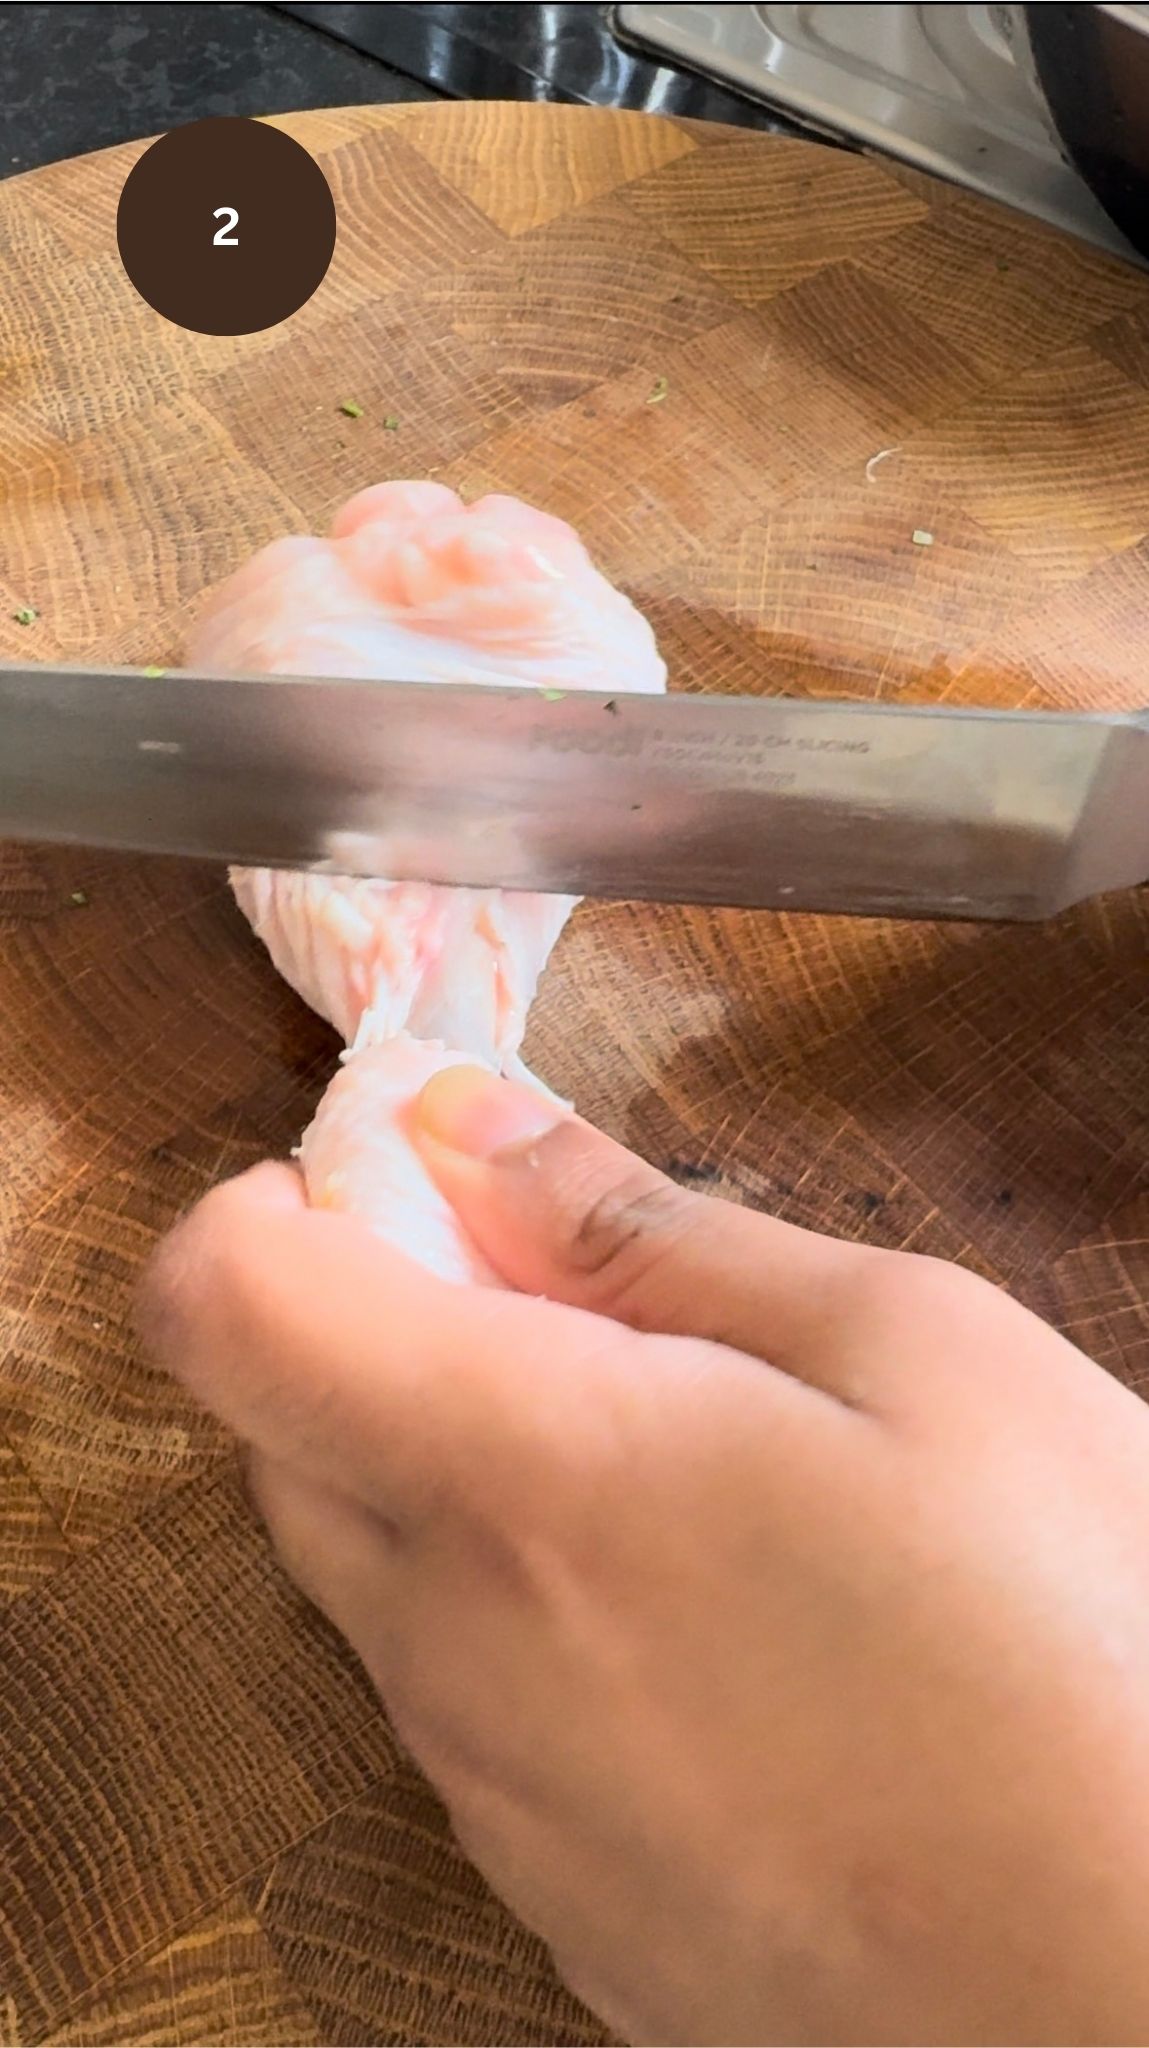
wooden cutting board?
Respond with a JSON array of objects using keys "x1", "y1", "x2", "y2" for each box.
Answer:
[{"x1": 1, "y1": 101, "x2": 1147, "y2": 2048}]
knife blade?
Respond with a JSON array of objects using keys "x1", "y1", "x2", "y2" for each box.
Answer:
[{"x1": 1, "y1": 661, "x2": 1145, "y2": 921}]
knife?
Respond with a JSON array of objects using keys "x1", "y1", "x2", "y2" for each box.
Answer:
[{"x1": 0, "y1": 661, "x2": 1145, "y2": 922}]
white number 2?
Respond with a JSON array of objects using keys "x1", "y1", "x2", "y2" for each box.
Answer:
[{"x1": 212, "y1": 207, "x2": 239, "y2": 247}]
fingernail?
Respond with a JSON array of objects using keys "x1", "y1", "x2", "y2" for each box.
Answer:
[{"x1": 416, "y1": 1065, "x2": 564, "y2": 1159}]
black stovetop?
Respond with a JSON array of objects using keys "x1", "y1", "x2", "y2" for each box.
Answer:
[{"x1": 1, "y1": 0, "x2": 802, "y2": 180}]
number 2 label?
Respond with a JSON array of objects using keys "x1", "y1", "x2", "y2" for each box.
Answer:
[{"x1": 212, "y1": 206, "x2": 239, "y2": 247}]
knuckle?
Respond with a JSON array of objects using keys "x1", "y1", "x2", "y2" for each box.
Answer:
[
  {"x1": 570, "y1": 1171, "x2": 697, "y2": 1310},
  {"x1": 141, "y1": 1174, "x2": 315, "y2": 1412},
  {"x1": 153, "y1": 1174, "x2": 281, "y2": 1324},
  {"x1": 137, "y1": 1204, "x2": 213, "y2": 1360},
  {"x1": 844, "y1": 1246, "x2": 991, "y2": 1327},
  {"x1": 898, "y1": 1250, "x2": 987, "y2": 1310},
  {"x1": 244, "y1": 1454, "x2": 305, "y2": 1578}
]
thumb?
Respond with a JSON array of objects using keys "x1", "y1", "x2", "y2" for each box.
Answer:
[{"x1": 414, "y1": 1067, "x2": 870, "y2": 1378}]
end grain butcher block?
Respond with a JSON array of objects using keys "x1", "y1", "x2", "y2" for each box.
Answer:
[{"x1": 1, "y1": 100, "x2": 1148, "y2": 2048}]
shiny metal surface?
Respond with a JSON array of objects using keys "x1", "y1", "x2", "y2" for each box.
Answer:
[
  {"x1": 0, "y1": 663, "x2": 1145, "y2": 922},
  {"x1": 614, "y1": 2, "x2": 1141, "y2": 260},
  {"x1": 278, "y1": 0, "x2": 801, "y2": 129}
]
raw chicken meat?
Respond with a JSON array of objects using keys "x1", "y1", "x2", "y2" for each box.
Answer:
[
  {"x1": 297, "y1": 1034, "x2": 501, "y2": 1287},
  {"x1": 186, "y1": 481, "x2": 666, "y2": 1281}
]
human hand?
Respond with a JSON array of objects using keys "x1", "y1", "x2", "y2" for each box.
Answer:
[{"x1": 142, "y1": 1069, "x2": 1149, "y2": 2046}]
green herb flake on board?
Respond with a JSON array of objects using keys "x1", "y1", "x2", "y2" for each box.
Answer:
[
  {"x1": 143, "y1": 665, "x2": 167, "y2": 678},
  {"x1": 339, "y1": 400, "x2": 364, "y2": 419},
  {"x1": 12, "y1": 606, "x2": 37, "y2": 625},
  {"x1": 382, "y1": 415, "x2": 399, "y2": 431},
  {"x1": 647, "y1": 375, "x2": 669, "y2": 405}
]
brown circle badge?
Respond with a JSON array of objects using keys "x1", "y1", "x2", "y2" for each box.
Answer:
[{"x1": 117, "y1": 116, "x2": 336, "y2": 337}]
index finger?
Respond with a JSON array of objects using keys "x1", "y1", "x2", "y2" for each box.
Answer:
[{"x1": 142, "y1": 1164, "x2": 822, "y2": 1531}]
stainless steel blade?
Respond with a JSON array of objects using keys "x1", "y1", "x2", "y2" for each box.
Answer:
[{"x1": 1, "y1": 662, "x2": 1146, "y2": 921}]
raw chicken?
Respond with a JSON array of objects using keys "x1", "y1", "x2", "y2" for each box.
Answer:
[
  {"x1": 297, "y1": 1033, "x2": 501, "y2": 1287},
  {"x1": 186, "y1": 481, "x2": 667, "y2": 1280}
]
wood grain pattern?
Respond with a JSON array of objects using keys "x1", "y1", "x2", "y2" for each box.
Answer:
[{"x1": 0, "y1": 102, "x2": 1147, "y2": 2045}]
